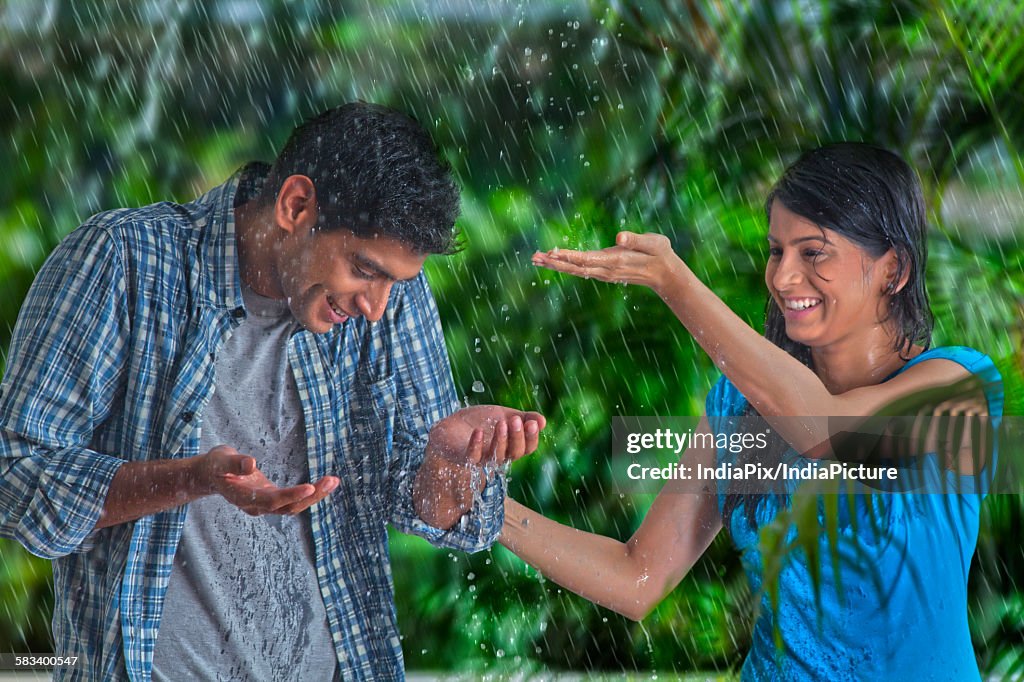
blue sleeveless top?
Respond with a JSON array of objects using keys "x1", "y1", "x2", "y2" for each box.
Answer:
[{"x1": 706, "y1": 346, "x2": 1003, "y2": 681}]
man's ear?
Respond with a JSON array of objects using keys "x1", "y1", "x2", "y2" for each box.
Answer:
[{"x1": 274, "y1": 175, "x2": 318, "y2": 235}]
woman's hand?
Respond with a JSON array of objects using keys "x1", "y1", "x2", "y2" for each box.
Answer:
[{"x1": 531, "y1": 231, "x2": 687, "y2": 297}]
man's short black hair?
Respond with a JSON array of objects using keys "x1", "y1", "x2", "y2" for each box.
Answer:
[{"x1": 262, "y1": 102, "x2": 460, "y2": 255}]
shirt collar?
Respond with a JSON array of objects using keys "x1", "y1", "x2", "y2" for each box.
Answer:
[{"x1": 189, "y1": 162, "x2": 270, "y2": 314}]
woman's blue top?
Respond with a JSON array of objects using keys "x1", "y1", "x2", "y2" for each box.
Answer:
[{"x1": 706, "y1": 346, "x2": 1003, "y2": 681}]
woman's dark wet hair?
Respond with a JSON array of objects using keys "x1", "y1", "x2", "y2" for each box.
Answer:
[{"x1": 722, "y1": 142, "x2": 934, "y2": 530}]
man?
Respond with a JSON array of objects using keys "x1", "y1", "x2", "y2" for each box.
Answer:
[{"x1": 0, "y1": 102, "x2": 543, "y2": 681}]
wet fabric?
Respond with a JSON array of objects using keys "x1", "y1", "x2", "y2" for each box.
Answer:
[
  {"x1": 707, "y1": 346, "x2": 1003, "y2": 681},
  {"x1": 152, "y1": 283, "x2": 336, "y2": 681}
]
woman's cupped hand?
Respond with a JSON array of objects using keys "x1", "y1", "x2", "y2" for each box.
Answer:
[{"x1": 531, "y1": 231, "x2": 686, "y2": 297}]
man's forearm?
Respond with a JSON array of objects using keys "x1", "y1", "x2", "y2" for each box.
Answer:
[
  {"x1": 412, "y1": 454, "x2": 478, "y2": 530},
  {"x1": 96, "y1": 456, "x2": 210, "y2": 529}
]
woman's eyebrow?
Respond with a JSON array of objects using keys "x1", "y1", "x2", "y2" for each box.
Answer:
[{"x1": 766, "y1": 234, "x2": 833, "y2": 246}]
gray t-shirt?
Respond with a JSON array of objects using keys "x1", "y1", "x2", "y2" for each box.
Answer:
[{"x1": 152, "y1": 285, "x2": 337, "y2": 681}]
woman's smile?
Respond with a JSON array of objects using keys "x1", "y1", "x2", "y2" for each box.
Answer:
[{"x1": 781, "y1": 296, "x2": 823, "y2": 320}]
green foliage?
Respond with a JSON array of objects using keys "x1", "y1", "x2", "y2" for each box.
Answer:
[{"x1": 0, "y1": 540, "x2": 52, "y2": 651}]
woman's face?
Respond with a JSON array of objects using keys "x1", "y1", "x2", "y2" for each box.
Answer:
[{"x1": 764, "y1": 200, "x2": 896, "y2": 350}]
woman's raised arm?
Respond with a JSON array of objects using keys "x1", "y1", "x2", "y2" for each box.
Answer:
[{"x1": 533, "y1": 232, "x2": 978, "y2": 455}]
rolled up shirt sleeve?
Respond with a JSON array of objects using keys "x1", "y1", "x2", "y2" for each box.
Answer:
[
  {"x1": 0, "y1": 219, "x2": 130, "y2": 558},
  {"x1": 384, "y1": 272, "x2": 505, "y2": 552},
  {"x1": 0, "y1": 438, "x2": 124, "y2": 558}
]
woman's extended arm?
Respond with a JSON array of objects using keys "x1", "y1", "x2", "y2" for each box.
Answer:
[
  {"x1": 533, "y1": 233, "x2": 976, "y2": 454},
  {"x1": 499, "y1": 417, "x2": 722, "y2": 621}
]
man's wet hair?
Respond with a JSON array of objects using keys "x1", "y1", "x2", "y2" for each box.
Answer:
[{"x1": 261, "y1": 102, "x2": 460, "y2": 255}]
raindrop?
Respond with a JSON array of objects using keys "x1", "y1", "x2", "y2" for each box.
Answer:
[{"x1": 471, "y1": 380, "x2": 486, "y2": 393}]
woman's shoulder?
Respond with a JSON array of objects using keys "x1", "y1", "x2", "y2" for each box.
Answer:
[
  {"x1": 706, "y1": 345, "x2": 1003, "y2": 417},
  {"x1": 902, "y1": 345, "x2": 998, "y2": 376},
  {"x1": 900, "y1": 345, "x2": 1004, "y2": 418}
]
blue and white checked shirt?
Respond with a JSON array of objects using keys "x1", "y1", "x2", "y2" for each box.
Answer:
[{"x1": 0, "y1": 166, "x2": 504, "y2": 681}]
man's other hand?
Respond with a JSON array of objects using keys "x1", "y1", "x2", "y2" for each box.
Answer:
[{"x1": 200, "y1": 445, "x2": 339, "y2": 516}]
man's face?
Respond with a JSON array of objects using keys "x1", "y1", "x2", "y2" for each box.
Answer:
[{"x1": 276, "y1": 226, "x2": 427, "y2": 334}]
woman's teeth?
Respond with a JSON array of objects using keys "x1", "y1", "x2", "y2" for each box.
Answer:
[{"x1": 785, "y1": 298, "x2": 821, "y2": 310}]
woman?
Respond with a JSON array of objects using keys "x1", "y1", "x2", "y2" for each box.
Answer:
[{"x1": 501, "y1": 143, "x2": 1002, "y2": 680}]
